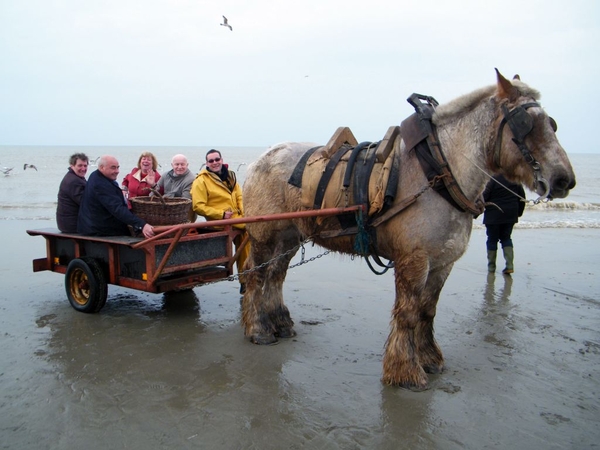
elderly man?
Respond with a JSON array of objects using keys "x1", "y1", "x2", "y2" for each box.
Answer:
[
  {"x1": 77, "y1": 155, "x2": 155, "y2": 238},
  {"x1": 154, "y1": 154, "x2": 195, "y2": 199}
]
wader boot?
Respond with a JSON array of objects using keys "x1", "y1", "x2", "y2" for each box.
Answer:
[
  {"x1": 487, "y1": 250, "x2": 497, "y2": 273},
  {"x1": 502, "y1": 246, "x2": 514, "y2": 274}
]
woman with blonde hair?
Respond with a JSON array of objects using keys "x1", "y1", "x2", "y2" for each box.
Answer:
[{"x1": 121, "y1": 151, "x2": 161, "y2": 207}]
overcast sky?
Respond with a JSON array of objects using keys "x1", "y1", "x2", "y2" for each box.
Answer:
[{"x1": 1, "y1": 0, "x2": 598, "y2": 152}]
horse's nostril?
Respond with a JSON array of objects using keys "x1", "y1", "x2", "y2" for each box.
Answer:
[{"x1": 555, "y1": 177, "x2": 576, "y2": 191}]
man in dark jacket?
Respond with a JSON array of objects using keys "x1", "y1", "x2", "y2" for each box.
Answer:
[
  {"x1": 482, "y1": 174, "x2": 526, "y2": 274},
  {"x1": 57, "y1": 153, "x2": 89, "y2": 233},
  {"x1": 77, "y1": 155, "x2": 155, "y2": 238}
]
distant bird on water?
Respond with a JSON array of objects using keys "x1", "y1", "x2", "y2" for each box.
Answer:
[
  {"x1": 23, "y1": 164, "x2": 38, "y2": 171},
  {"x1": 220, "y1": 15, "x2": 232, "y2": 31}
]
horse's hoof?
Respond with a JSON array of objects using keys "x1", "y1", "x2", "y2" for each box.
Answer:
[
  {"x1": 250, "y1": 334, "x2": 279, "y2": 345},
  {"x1": 423, "y1": 364, "x2": 444, "y2": 375},
  {"x1": 382, "y1": 374, "x2": 429, "y2": 391},
  {"x1": 275, "y1": 327, "x2": 296, "y2": 339},
  {"x1": 402, "y1": 382, "x2": 430, "y2": 392}
]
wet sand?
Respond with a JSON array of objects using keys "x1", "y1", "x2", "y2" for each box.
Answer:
[{"x1": 1, "y1": 221, "x2": 599, "y2": 449}]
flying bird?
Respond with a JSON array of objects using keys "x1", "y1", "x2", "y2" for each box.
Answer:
[
  {"x1": 236, "y1": 163, "x2": 246, "y2": 171},
  {"x1": 220, "y1": 15, "x2": 232, "y2": 31},
  {"x1": 1, "y1": 167, "x2": 13, "y2": 175},
  {"x1": 23, "y1": 164, "x2": 38, "y2": 171}
]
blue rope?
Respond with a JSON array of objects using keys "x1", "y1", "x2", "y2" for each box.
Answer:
[{"x1": 353, "y1": 208, "x2": 370, "y2": 256}]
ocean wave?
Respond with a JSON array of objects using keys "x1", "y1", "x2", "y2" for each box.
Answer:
[
  {"x1": 8, "y1": 216, "x2": 600, "y2": 229},
  {"x1": 473, "y1": 221, "x2": 600, "y2": 229},
  {"x1": 526, "y1": 201, "x2": 600, "y2": 211},
  {"x1": 0, "y1": 216, "x2": 54, "y2": 221},
  {"x1": 0, "y1": 202, "x2": 57, "y2": 209}
]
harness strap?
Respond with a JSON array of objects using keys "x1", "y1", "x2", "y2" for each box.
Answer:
[
  {"x1": 343, "y1": 141, "x2": 372, "y2": 188},
  {"x1": 352, "y1": 142, "x2": 379, "y2": 208},
  {"x1": 288, "y1": 145, "x2": 322, "y2": 187},
  {"x1": 313, "y1": 144, "x2": 351, "y2": 209},
  {"x1": 424, "y1": 126, "x2": 483, "y2": 216},
  {"x1": 404, "y1": 94, "x2": 482, "y2": 217}
]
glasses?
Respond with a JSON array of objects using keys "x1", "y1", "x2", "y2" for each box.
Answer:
[{"x1": 207, "y1": 157, "x2": 221, "y2": 163}]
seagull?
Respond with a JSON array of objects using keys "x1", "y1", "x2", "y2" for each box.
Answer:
[
  {"x1": 1, "y1": 167, "x2": 13, "y2": 175},
  {"x1": 236, "y1": 163, "x2": 246, "y2": 171},
  {"x1": 220, "y1": 15, "x2": 232, "y2": 31},
  {"x1": 23, "y1": 164, "x2": 38, "y2": 171}
]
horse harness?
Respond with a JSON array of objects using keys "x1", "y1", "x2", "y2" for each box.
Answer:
[
  {"x1": 493, "y1": 101, "x2": 557, "y2": 199},
  {"x1": 400, "y1": 94, "x2": 484, "y2": 217},
  {"x1": 287, "y1": 92, "x2": 555, "y2": 269}
]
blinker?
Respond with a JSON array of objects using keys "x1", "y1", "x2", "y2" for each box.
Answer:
[
  {"x1": 549, "y1": 116, "x2": 558, "y2": 132},
  {"x1": 503, "y1": 104, "x2": 534, "y2": 141}
]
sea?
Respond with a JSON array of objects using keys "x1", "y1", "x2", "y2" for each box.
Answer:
[{"x1": 0, "y1": 145, "x2": 599, "y2": 228}]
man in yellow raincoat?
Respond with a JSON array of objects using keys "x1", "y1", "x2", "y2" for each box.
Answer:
[{"x1": 191, "y1": 149, "x2": 250, "y2": 294}]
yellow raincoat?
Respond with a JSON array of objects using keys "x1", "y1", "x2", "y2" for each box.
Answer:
[
  {"x1": 191, "y1": 168, "x2": 250, "y2": 283},
  {"x1": 191, "y1": 168, "x2": 245, "y2": 228}
]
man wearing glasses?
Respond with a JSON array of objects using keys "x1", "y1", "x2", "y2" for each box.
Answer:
[{"x1": 191, "y1": 149, "x2": 250, "y2": 294}]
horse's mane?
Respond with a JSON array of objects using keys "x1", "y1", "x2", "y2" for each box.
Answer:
[{"x1": 433, "y1": 80, "x2": 541, "y2": 125}]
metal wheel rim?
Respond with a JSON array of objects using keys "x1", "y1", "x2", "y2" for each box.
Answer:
[{"x1": 70, "y1": 268, "x2": 91, "y2": 306}]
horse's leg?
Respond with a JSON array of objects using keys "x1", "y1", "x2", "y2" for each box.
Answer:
[
  {"x1": 242, "y1": 229, "x2": 299, "y2": 345},
  {"x1": 382, "y1": 249, "x2": 431, "y2": 390},
  {"x1": 415, "y1": 265, "x2": 453, "y2": 375},
  {"x1": 265, "y1": 246, "x2": 297, "y2": 339}
]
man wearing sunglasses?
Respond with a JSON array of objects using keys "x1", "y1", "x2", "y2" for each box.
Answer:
[{"x1": 191, "y1": 149, "x2": 250, "y2": 294}]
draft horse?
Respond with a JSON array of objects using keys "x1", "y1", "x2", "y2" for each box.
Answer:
[{"x1": 241, "y1": 70, "x2": 576, "y2": 389}]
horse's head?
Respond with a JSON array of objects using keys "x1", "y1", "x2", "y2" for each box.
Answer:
[{"x1": 491, "y1": 69, "x2": 576, "y2": 200}]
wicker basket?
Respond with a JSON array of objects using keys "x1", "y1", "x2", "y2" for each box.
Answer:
[{"x1": 130, "y1": 195, "x2": 192, "y2": 226}]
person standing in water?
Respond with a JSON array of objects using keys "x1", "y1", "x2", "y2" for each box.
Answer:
[{"x1": 482, "y1": 174, "x2": 526, "y2": 274}]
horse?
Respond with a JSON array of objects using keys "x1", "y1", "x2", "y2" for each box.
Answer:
[{"x1": 240, "y1": 69, "x2": 576, "y2": 390}]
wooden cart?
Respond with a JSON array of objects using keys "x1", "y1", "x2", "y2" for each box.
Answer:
[{"x1": 27, "y1": 206, "x2": 364, "y2": 313}]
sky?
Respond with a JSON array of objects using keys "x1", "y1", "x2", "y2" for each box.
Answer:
[{"x1": 1, "y1": 0, "x2": 599, "y2": 152}]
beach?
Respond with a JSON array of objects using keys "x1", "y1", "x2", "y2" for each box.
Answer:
[
  {"x1": 1, "y1": 145, "x2": 599, "y2": 448},
  {"x1": 1, "y1": 218, "x2": 598, "y2": 449}
]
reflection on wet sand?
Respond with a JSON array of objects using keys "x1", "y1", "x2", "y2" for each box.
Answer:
[
  {"x1": 484, "y1": 273, "x2": 513, "y2": 304},
  {"x1": 4, "y1": 224, "x2": 599, "y2": 449},
  {"x1": 480, "y1": 273, "x2": 516, "y2": 355}
]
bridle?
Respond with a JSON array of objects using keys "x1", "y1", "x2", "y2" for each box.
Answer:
[{"x1": 493, "y1": 101, "x2": 558, "y2": 202}]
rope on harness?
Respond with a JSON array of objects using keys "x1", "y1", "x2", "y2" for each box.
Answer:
[
  {"x1": 353, "y1": 208, "x2": 394, "y2": 275},
  {"x1": 353, "y1": 208, "x2": 370, "y2": 256}
]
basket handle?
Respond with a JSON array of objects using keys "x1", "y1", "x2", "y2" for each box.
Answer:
[{"x1": 150, "y1": 188, "x2": 166, "y2": 205}]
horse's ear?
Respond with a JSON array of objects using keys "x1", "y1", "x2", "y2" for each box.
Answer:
[
  {"x1": 495, "y1": 68, "x2": 519, "y2": 102},
  {"x1": 513, "y1": 74, "x2": 521, "y2": 80}
]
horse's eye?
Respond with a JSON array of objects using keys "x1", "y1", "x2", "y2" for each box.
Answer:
[{"x1": 549, "y1": 117, "x2": 558, "y2": 132}]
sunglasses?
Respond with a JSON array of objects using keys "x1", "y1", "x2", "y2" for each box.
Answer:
[{"x1": 207, "y1": 157, "x2": 221, "y2": 163}]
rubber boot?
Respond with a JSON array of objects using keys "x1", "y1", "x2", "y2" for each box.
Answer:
[
  {"x1": 487, "y1": 250, "x2": 497, "y2": 273},
  {"x1": 502, "y1": 246, "x2": 514, "y2": 274}
]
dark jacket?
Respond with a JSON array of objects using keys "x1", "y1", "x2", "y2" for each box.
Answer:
[
  {"x1": 78, "y1": 170, "x2": 147, "y2": 236},
  {"x1": 483, "y1": 175, "x2": 526, "y2": 225},
  {"x1": 56, "y1": 167, "x2": 86, "y2": 233}
]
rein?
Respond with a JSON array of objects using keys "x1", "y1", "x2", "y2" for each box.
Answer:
[{"x1": 493, "y1": 101, "x2": 551, "y2": 201}]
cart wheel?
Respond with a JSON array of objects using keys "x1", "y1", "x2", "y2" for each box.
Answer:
[{"x1": 65, "y1": 257, "x2": 108, "y2": 313}]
